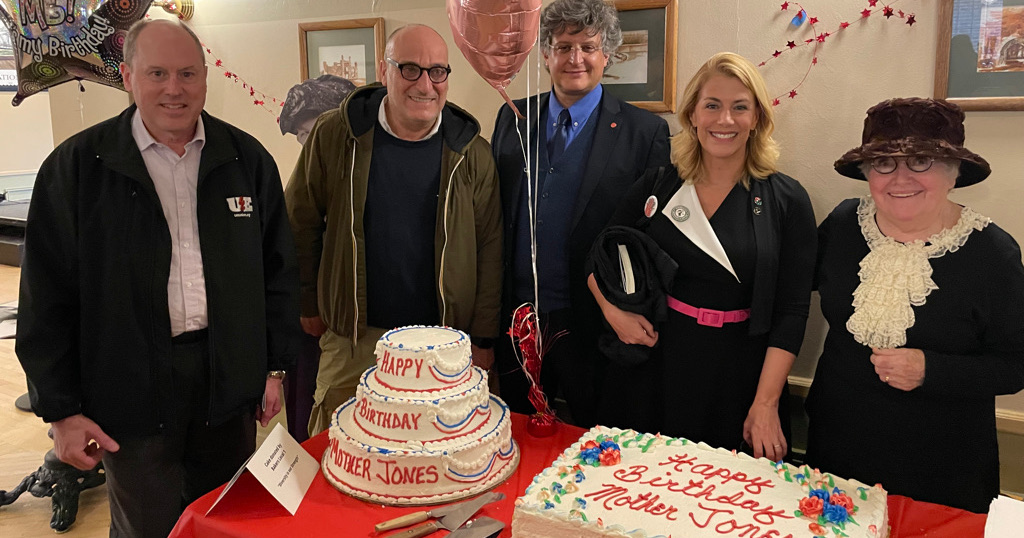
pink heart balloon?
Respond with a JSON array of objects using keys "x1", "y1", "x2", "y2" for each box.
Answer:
[{"x1": 447, "y1": 0, "x2": 541, "y2": 118}]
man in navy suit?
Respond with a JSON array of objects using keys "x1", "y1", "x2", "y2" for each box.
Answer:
[{"x1": 491, "y1": 0, "x2": 670, "y2": 426}]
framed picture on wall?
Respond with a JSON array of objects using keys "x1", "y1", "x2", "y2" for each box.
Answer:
[
  {"x1": 299, "y1": 18, "x2": 386, "y2": 86},
  {"x1": 934, "y1": 0, "x2": 1024, "y2": 111},
  {"x1": 601, "y1": 0, "x2": 678, "y2": 113}
]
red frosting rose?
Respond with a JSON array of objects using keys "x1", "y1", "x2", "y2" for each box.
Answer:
[
  {"x1": 830, "y1": 492, "x2": 855, "y2": 514},
  {"x1": 582, "y1": 440, "x2": 599, "y2": 450},
  {"x1": 599, "y1": 448, "x2": 621, "y2": 466},
  {"x1": 799, "y1": 496, "x2": 824, "y2": 516}
]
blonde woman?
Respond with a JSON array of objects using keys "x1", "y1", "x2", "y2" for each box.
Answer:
[{"x1": 588, "y1": 52, "x2": 816, "y2": 460}]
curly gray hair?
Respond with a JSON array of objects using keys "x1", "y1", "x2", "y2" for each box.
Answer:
[{"x1": 540, "y1": 0, "x2": 623, "y2": 63}]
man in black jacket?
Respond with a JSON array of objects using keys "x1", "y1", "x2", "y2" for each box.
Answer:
[
  {"x1": 491, "y1": 0, "x2": 670, "y2": 426},
  {"x1": 16, "y1": 19, "x2": 300, "y2": 538}
]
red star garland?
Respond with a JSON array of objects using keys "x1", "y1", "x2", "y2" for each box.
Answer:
[{"x1": 760, "y1": 0, "x2": 918, "y2": 107}]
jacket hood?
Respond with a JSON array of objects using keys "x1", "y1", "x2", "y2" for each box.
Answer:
[{"x1": 342, "y1": 83, "x2": 481, "y2": 153}]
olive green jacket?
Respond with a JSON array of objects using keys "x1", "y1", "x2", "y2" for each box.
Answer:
[{"x1": 285, "y1": 83, "x2": 502, "y2": 340}]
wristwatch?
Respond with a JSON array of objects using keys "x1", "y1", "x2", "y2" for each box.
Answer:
[{"x1": 267, "y1": 370, "x2": 287, "y2": 380}]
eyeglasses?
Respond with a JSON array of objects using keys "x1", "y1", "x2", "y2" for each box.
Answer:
[
  {"x1": 386, "y1": 58, "x2": 451, "y2": 83},
  {"x1": 869, "y1": 156, "x2": 936, "y2": 174},
  {"x1": 549, "y1": 43, "x2": 602, "y2": 57}
]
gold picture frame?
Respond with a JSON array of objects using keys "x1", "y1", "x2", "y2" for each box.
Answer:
[
  {"x1": 601, "y1": 0, "x2": 678, "y2": 114},
  {"x1": 299, "y1": 18, "x2": 386, "y2": 86},
  {"x1": 934, "y1": 0, "x2": 1024, "y2": 111}
]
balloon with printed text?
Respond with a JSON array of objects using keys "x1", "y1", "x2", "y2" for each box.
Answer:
[
  {"x1": 446, "y1": 0, "x2": 541, "y2": 118},
  {"x1": 0, "y1": 0, "x2": 149, "y2": 106}
]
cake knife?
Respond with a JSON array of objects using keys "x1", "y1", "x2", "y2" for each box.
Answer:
[
  {"x1": 375, "y1": 491, "x2": 505, "y2": 536},
  {"x1": 445, "y1": 516, "x2": 504, "y2": 538}
]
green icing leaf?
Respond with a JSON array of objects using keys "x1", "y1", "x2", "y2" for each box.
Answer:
[
  {"x1": 554, "y1": 494, "x2": 561, "y2": 504},
  {"x1": 784, "y1": 471, "x2": 792, "y2": 482},
  {"x1": 794, "y1": 510, "x2": 804, "y2": 517}
]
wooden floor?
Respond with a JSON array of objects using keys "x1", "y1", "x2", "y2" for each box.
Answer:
[{"x1": 0, "y1": 266, "x2": 284, "y2": 537}]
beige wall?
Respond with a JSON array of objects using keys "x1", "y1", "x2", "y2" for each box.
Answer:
[
  {"x1": 11, "y1": 0, "x2": 1024, "y2": 419},
  {"x1": 0, "y1": 91, "x2": 53, "y2": 173}
]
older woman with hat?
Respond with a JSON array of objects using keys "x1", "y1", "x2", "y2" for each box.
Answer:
[{"x1": 807, "y1": 97, "x2": 1024, "y2": 513}]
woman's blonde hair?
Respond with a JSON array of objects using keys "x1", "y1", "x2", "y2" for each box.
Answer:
[{"x1": 670, "y1": 52, "x2": 780, "y2": 186}]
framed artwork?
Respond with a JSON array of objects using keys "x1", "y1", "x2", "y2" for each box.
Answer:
[
  {"x1": 299, "y1": 18, "x2": 385, "y2": 86},
  {"x1": 934, "y1": 0, "x2": 1024, "y2": 111},
  {"x1": 601, "y1": 0, "x2": 678, "y2": 113}
]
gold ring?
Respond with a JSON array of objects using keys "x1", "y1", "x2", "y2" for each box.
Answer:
[
  {"x1": 885, "y1": 375, "x2": 890, "y2": 383},
  {"x1": 773, "y1": 444, "x2": 781, "y2": 448}
]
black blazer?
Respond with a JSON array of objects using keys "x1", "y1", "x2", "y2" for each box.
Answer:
[{"x1": 491, "y1": 90, "x2": 671, "y2": 325}]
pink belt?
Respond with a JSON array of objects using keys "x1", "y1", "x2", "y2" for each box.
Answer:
[{"x1": 667, "y1": 296, "x2": 750, "y2": 328}]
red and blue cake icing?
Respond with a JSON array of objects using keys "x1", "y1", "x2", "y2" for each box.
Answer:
[
  {"x1": 512, "y1": 426, "x2": 888, "y2": 538},
  {"x1": 322, "y1": 326, "x2": 519, "y2": 505}
]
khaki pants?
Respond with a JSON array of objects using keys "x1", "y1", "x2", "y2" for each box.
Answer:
[{"x1": 307, "y1": 326, "x2": 386, "y2": 436}]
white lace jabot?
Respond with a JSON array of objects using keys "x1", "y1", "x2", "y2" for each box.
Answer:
[{"x1": 846, "y1": 197, "x2": 991, "y2": 348}]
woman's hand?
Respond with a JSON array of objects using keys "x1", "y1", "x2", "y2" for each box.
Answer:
[
  {"x1": 587, "y1": 273, "x2": 657, "y2": 347},
  {"x1": 871, "y1": 347, "x2": 926, "y2": 391},
  {"x1": 602, "y1": 304, "x2": 659, "y2": 347},
  {"x1": 743, "y1": 400, "x2": 787, "y2": 462}
]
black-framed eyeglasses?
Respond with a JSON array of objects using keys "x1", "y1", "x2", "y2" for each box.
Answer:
[
  {"x1": 386, "y1": 58, "x2": 451, "y2": 83},
  {"x1": 870, "y1": 156, "x2": 935, "y2": 174}
]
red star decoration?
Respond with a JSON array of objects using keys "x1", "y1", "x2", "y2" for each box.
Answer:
[
  {"x1": 861, "y1": 8, "x2": 872, "y2": 17},
  {"x1": 773, "y1": 50, "x2": 782, "y2": 57},
  {"x1": 250, "y1": 88, "x2": 256, "y2": 96},
  {"x1": 898, "y1": 10, "x2": 905, "y2": 18},
  {"x1": 809, "y1": 16, "x2": 819, "y2": 24},
  {"x1": 758, "y1": 61, "x2": 766, "y2": 67},
  {"x1": 840, "y1": 21, "x2": 851, "y2": 29},
  {"x1": 883, "y1": 6, "x2": 894, "y2": 18},
  {"x1": 906, "y1": 14, "x2": 916, "y2": 26},
  {"x1": 868, "y1": 0, "x2": 878, "y2": 6},
  {"x1": 812, "y1": 57, "x2": 818, "y2": 65},
  {"x1": 805, "y1": 38, "x2": 815, "y2": 43},
  {"x1": 781, "y1": 2, "x2": 789, "y2": 10},
  {"x1": 789, "y1": 90, "x2": 798, "y2": 98},
  {"x1": 215, "y1": 59, "x2": 223, "y2": 67},
  {"x1": 772, "y1": 98, "x2": 781, "y2": 106},
  {"x1": 224, "y1": 71, "x2": 233, "y2": 78},
  {"x1": 816, "y1": 32, "x2": 830, "y2": 42},
  {"x1": 787, "y1": 40, "x2": 797, "y2": 49}
]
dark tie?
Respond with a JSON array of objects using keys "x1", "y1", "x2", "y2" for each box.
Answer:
[{"x1": 548, "y1": 109, "x2": 571, "y2": 163}]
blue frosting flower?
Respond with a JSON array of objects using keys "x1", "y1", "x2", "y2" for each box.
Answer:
[
  {"x1": 808, "y1": 488, "x2": 830, "y2": 502},
  {"x1": 823, "y1": 502, "x2": 849, "y2": 524},
  {"x1": 579, "y1": 448, "x2": 601, "y2": 465},
  {"x1": 599, "y1": 440, "x2": 620, "y2": 452}
]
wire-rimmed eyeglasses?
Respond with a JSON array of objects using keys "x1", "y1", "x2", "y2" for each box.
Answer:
[
  {"x1": 869, "y1": 156, "x2": 936, "y2": 174},
  {"x1": 386, "y1": 58, "x2": 451, "y2": 83}
]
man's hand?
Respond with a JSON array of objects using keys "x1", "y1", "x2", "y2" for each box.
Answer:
[
  {"x1": 300, "y1": 316, "x2": 327, "y2": 337},
  {"x1": 471, "y1": 344, "x2": 495, "y2": 371},
  {"x1": 256, "y1": 377, "x2": 285, "y2": 427},
  {"x1": 50, "y1": 414, "x2": 120, "y2": 470}
]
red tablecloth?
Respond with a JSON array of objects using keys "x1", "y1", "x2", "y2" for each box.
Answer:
[{"x1": 169, "y1": 414, "x2": 987, "y2": 538}]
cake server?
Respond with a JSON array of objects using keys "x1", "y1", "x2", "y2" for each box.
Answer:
[
  {"x1": 445, "y1": 516, "x2": 504, "y2": 538},
  {"x1": 375, "y1": 491, "x2": 505, "y2": 536}
]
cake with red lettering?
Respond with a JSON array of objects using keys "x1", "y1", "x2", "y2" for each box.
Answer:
[
  {"x1": 322, "y1": 326, "x2": 519, "y2": 505},
  {"x1": 513, "y1": 426, "x2": 888, "y2": 538}
]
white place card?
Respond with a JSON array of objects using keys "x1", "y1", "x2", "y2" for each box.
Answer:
[
  {"x1": 985, "y1": 495, "x2": 1024, "y2": 538},
  {"x1": 206, "y1": 423, "x2": 319, "y2": 516}
]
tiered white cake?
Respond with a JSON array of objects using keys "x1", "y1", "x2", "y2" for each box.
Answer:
[{"x1": 322, "y1": 326, "x2": 519, "y2": 505}]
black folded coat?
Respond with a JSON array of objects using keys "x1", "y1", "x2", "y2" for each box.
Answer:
[{"x1": 585, "y1": 225, "x2": 678, "y2": 365}]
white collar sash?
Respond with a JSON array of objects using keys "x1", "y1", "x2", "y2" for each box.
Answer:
[{"x1": 661, "y1": 181, "x2": 740, "y2": 282}]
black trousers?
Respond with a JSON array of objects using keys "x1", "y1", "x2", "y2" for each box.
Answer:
[
  {"x1": 494, "y1": 307, "x2": 602, "y2": 427},
  {"x1": 102, "y1": 331, "x2": 256, "y2": 538}
]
